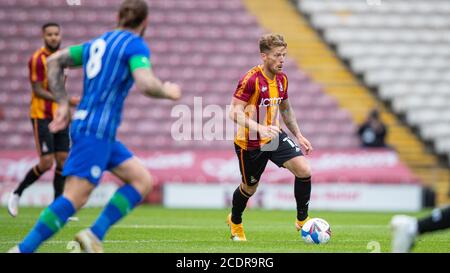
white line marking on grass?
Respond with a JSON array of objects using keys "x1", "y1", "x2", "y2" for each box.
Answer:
[
  {"x1": 332, "y1": 225, "x2": 387, "y2": 228},
  {"x1": 115, "y1": 224, "x2": 211, "y2": 229},
  {"x1": 0, "y1": 239, "x2": 226, "y2": 245},
  {"x1": 114, "y1": 224, "x2": 387, "y2": 230}
]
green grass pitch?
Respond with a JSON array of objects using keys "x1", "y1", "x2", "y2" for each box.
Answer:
[{"x1": 0, "y1": 206, "x2": 449, "y2": 253}]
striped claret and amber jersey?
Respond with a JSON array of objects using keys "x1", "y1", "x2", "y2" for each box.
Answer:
[
  {"x1": 233, "y1": 65, "x2": 289, "y2": 150},
  {"x1": 28, "y1": 47, "x2": 57, "y2": 119}
]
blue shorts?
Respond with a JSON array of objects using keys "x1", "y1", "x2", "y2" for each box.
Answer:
[{"x1": 62, "y1": 135, "x2": 133, "y2": 185}]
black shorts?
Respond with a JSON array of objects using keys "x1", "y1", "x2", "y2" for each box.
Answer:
[
  {"x1": 235, "y1": 132, "x2": 303, "y2": 186},
  {"x1": 31, "y1": 118, "x2": 70, "y2": 156}
]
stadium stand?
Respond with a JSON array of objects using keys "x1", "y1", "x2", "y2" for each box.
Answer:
[
  {"x1": 0, "y1": 0, "x2": 360, "y2": 152},
  {"x1": 299, "y1": 0, "x2": 450, "y2": 161},
  {"x1": 244, "y1": 0, "x2": 449, "y2": 203},
  {"x1": 0, "y1": 0, "x2": 443, "y2": 208}
]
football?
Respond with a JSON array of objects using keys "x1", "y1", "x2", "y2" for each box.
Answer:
[{"x1": 301, "y1": 218, "x2": 332, "y2": 244}]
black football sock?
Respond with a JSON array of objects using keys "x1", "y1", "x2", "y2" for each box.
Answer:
[
  {"x1": 53, "y1": 167, "x2": 66, "y2": 200},
  {"x1": 231, "y1": 185, "x2": 252, "y2": 224},
  {"x1": 418, "y1": 206, "x2": 450, "y2": 235},
  {"x1": 295, "y1": 176, "x2": 311, "y2": 221},
  {"x1": 14, "y1": 165, "x2": 43, "y2": 197}
]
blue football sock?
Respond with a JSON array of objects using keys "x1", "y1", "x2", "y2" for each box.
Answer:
[
  {"x1": 90, "y1": 184, "x2": 142, "y2": 241},
  {"x1": 19, "y1": 196, "x2": 75, "y2": 253}
]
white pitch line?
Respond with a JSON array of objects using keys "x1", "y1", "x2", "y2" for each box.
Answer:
[
  {"x1": 114, "y1": 224, "x2": 211, "y2": 229},
  {"x1": 114, "y1": 224, "x2": 386, "y2": 229},
  {"x1": 0, "y1": 239, "x2": 225, "y2": 245},
  {"x1": 332, "y1": 225, "x2": 388, "y2": 228}
]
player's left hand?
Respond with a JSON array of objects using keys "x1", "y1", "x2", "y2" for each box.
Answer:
[
  {"x1": 49, "y1": 101, "x2": 70, "y2": 133},
  {"x1": 297, "y1": 135, "x2": 313, "y2": 155}
]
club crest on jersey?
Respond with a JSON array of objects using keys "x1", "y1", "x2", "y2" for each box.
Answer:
[
  {"x1": 261, "y1": 86, "x2": 268, "y2": 92},
  {"x1": 278, "y1": 81, "x2": 284, "y2": 92}
]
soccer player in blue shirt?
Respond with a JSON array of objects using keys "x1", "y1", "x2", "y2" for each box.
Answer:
[{"x1": 9, "y1": 0, "x2": 181, "y2": 253}]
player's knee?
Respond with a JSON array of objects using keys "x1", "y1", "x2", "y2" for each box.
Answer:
[
  {"x1": 292, "y1": 164, "x2": 311, "y2": 179},
  {"x1": 55, "y1": 154, "x2": 67, "y2": 169},
  {"x1": 143, "y1": 172, "x2": 153, "y2": 194},
  {"x1": 65, "y1": 193, "x2": 89, "y2": 210},
  {"x1": 63, "y1": 189, "x2": 88, "y2": 210},
  {"x1": 132, "y1": 171, "x2": 153, "y2": 196},
  {"x1": 55, "y1": 161, "x2": 64, "y2": 171},
  {"x1": 63, "y1": 179, "x2": 94, "y2": 210},
  {"x1": 242, "y1": 183, "x2": 258, "y2": 196},
  {"x1": 77, "y1": 195, "x2": 90, "y2": 209},
  {"x1": 39, "y1": 157, "x2": 54, "y2": 172}
]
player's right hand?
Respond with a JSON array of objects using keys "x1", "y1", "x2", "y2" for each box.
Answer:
[
  {"x1": 69, "y1": 96, "x2": 81, "y2": 107},
  {"x1": 49, "y1": 101, "x2": 70, "y2": 133},
  {"x1": 258, "y1": 125, "x2": 281, "y2": 139},
  {"x1": 163, "y1": 82, "x2": 181, "y2": 101}
]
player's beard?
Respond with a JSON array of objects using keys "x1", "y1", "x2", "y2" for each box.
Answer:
[
  {"x1": 45, "y1": 41, "x2": 61, "y2": 52},
  {"x1": 269, "y1": 64, "x2": 280, "y2": 75},
  {"x1": 274, "y1": 63, "x2": 283, "y2": 74}
]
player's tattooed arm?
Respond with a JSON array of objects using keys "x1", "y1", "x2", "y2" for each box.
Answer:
[
  {"x1": 46, "y1": 48, "x2": 78, "y2": 103},
  {"x1": 47, "y1": 48, "x2": 79, "y2": 133},
  {"x1": 229, "y1": 98, "x2": 260, "y2": 132},
  {"x1": 132, "y1": 68, "x2": 181, "y2": 100},
  {"x1": 280, "y1": 99, "x2": 301, "y2": 137},
  {"x1": 31, "y1": 82, "x2": 55, "y2": 101},
  {"x1": 280, "y1": 99, "x2": 313, "y2": 154},
  {"x1": 229, "y1": 97, "x2": 281, "y2": 139}
]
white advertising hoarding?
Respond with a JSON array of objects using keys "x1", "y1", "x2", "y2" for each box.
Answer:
[
  {"x1": 0, "y1": 182, "x2": 118, "y2": 207},
  {"x1": 164, "y1": 183, "x2": 422, "y2": 212}
]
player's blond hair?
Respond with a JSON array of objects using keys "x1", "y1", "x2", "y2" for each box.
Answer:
[
  {"x1": 259, "y1": 34, "x2": 287, "y2": 53},
  {"x1": 118, "y1": 0, "x2": 148, "y2": 29}
]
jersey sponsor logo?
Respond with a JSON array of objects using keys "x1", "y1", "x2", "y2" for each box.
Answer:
[
  {"x1": 73, "y1": 110, "x2": 88, "y2": 120},
  {"x1": 259, "y1": 97, "x2": 283, "y2": 107}
]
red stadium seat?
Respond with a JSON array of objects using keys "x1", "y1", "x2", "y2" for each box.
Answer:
[{"x1": 0, "y1": 0, "x2": 360, "y2": 152}]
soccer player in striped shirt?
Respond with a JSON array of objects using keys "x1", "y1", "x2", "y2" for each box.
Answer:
[
  {"x1": 227, "y1": 34, "x2": 313, "y2": 241},
  {"x1": 7, "y1": 23, "x2": 80, "y2": 217},
  {"x1": 9, "y1": 0, "x2": 181, "y2": 253}
]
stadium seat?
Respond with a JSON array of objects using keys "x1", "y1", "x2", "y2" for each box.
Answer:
[
  {"x1": 300, "y1": 0, "x2": 450, "y2": 158},
  {"x1": 0, "y1": 0, "x2": 360, "y2": 153}
]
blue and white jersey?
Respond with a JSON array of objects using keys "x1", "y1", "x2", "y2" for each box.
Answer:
[{"x1": 72, "y1": 30, "x2": 150, "y2": 141}]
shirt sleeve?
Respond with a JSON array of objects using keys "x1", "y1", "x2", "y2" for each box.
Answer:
[
  {"x1": 125, "y1": 38, "x2": 151, "y2": 72},
  {"x1": 29, "y1": 54, "x2": 45, "y2": 83},
  {"x1": 68, "y1": 44, "x2": 84, "y2": 66},
  {"x1": 282, "y1": 74, "x2": 288, "y2": 100},
  {"x1": 129, "y1": 55, "x2": 151, "y2": 72},
  {"x1": 233, "y1": 74, "x2": 256, "y2": 102}
]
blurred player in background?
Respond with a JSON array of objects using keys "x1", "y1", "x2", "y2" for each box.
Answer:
[
  {"x1": 227, "y1": 34, "x2": 313, "y2": 241},
  {"x1": 7, "y1": 22, "x2": 79, "y2": 218},
  {"x1": 8, "y1": 0, "x2": 181, "y2": 253},
  {"x1": 391, "y1": 206, "x2": 450, "y2": 252}
]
